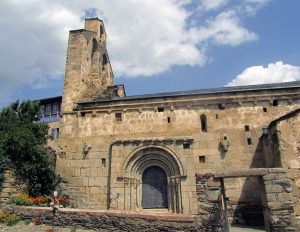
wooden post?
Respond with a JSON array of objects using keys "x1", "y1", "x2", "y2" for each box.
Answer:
[{"x1": 220, "y1": 178, "x2": 230, "y2": 232}]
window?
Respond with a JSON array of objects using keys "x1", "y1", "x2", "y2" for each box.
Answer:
[
  {"x1": 167, "y1": 117, "x2": 171, "y2": 123},
  {"x1": 103, "y1": 54, "x2": 108, "y2": 66},
  {"x1": 244, "y1": 125, "x2": 250, "y2": 132},
  {"x1": 183, "y1": 143, "x2": 190, "y2": 149},
  {"x1": 247, "y1": 138, "x2": 252, "y2": 145},
  {"x1": 45, "y1": 104, "x2": 51, "y2": 115},
  {"x1": 115, "y1": 112, "x2": 122, "y2": 121},
  {"x1": 53, "y1": 102, "x2": 59, "y2": 115},
  {"x1": 40, "y1": 105, "x2": 45, "y2": 115},
  {"x1": 199, "y1": 156, "x2": 205, "y2": 163},
  {"x1": 51, "y1": 128, "x2": 59, "y2": 140},
  {"x1": 218, "y1": 103, "x2": 225, "y2": 110},
  {"x1": 263, "y1": 107, "x2": 267, "y2": 112},
  {"x1": 157, "y1": 107, "x2": 164, "y2": 112},
  {"x1": 81, "y1": 112, "x2": 86, "y2": 117},
  {"x1": 200, "y1": 114, "x2": 207, "y2": 132},
  {"x1": 272, "y1": 100, "x2": 278, "y2": 106},
  {"x1": 216, "y1": 114, "x2": 219, "y2": 119},
  {"x1": 101, "y1": 158, "x2": 106, "y2": 167}
]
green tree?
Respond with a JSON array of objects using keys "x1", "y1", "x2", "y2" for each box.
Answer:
[{"x1": 0, "y1": 100, "x2": 62, "y2": 196}]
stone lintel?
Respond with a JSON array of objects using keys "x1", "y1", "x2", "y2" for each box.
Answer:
[{"x1": 213, "y1": 168, "x2": 269, "y2": 179}]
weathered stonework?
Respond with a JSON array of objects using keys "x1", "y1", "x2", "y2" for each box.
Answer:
[{"x1": 2, "y1": 18, "x2": 300, "y2": 231}]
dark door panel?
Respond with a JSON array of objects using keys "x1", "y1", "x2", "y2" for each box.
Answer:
[{"x1": 142, "y1": 166, "x2": 168, "y2": 208}]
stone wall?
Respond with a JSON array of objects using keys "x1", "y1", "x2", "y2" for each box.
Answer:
[
  {"x1": 0, "y1": 169, "x2": 26, "y2": 205},
  {"x1": 263, "y1": 110, "x2": 300, "y2": 222},
  {"x1": 56, "y1": 86, "x2": 300, "y2": 212},
  {"x1": 262, "y1": 168, "x2": 299, "y2": 232},
  {"x1": 6, "y1": 206, "x2": 203, "y2": 232}
]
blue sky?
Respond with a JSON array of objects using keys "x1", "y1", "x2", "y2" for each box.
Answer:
[{"x1": 0, "y1": 0, "x2": 300, "y2": 107}]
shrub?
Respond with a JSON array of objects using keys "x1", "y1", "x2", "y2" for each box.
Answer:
[
  {"x1": 8, "y1": 194, "x2": 33, "y2": 206},
  {"x1": 0, "y1": 211, "x2": 21, "y2": 226},
  {"x1": 0, "y1": 100, "x2": 64, "y2": 196}
]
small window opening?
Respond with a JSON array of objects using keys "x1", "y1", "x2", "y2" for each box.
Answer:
[
  {"x1": 244, "y1": 125, "x2": 250, "y2": 132},
  {"x1": 50, "y1": 128, "x2": 59, "y2": 140},
  {"x1": 247, "y1": 138, "x2": 252, "y2": 145},
  {"x1": 81, "y1": 112, "x2": 86, "y2": 117},
  {"x1": 272, "y1": 100, "x2": 278, "y2": 106},
  {"x1": 263, "y1": 107, "x2": 267, "y2": 112},
  {"x1": 102, "y1": 54, "x2": 108, "y2": 66},
  {"x1": 218, "y1": 103, "x2": 225, "y2": 110},
  {"x1": 115, "y1": 113, "x2": 122, "y2": 121},
  {"x1": 200, "y1": 114, "x2": 207, "y2": 132},
  {"x1": 101, "y1": 158, "x2": 106, "y2": 167},
  {"x1": 216, "y1": 114, "x2": 219, "y2": 119},
  {"x1": 100, "y1": 25, "x2": 104, "y2": 36},
  {"x1": 158, "y1": 107, "x2": 164, "y2": 112},
  {"x1": 199, "y1": 156, "x2": 205, "y2": 163},
  {"x1": 183, "y1": 143, "x2": 190, "y2": 149},
  {"x1": 167, "y1": 117, "x2": 171, "y2": 123}
]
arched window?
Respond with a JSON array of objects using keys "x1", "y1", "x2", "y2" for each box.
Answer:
[
  {"x1": 102, "y1": 54, "x2": 108, "y2": 66},
  {"x1": 91, "y1": 38, "x2": 98, "y2": 58},
  {"x1": 200, "y1": 114, "x2": 207, "y2": 132}
]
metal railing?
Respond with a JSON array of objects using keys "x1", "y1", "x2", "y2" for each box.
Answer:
[{"x1": 38, "y1": 112, "x2": 60, "y2": 123}]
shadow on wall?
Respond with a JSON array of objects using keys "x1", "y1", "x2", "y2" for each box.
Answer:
[{"x1": 230, "y1": 138, "x2": 266, "y2": 227}]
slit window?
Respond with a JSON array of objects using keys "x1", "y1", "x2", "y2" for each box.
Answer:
[
  {"x1": 115, "y1": 113, "x2": 122, "y2": 121},
  {"x1": 263, "y1": 107, "x2": 267, "y2": 112},
  {"x1": 200, "y1": 114, "x2": 207, "y2": 132},
  {"x1": 244, "y1": 125, "x2": 250, "y2": 132},
  {"x1": 167, "y1": 117, "x2": 171, "y2": 123},
  {"x1": 199, "y1": 156, "x2": 205, "y2": 163},
  {"x1": 101, "y1": 158, "x2": 106, "y2": 167},
  {"x1": 247, "y1": 138, "x2": 252, "y2": 145},
  {"x1": 272, "y1": 100, "x2": 278, "y2": 106}
]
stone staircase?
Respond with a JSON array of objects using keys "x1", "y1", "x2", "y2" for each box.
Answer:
[{"x1": 63, "y1": 185, "x2": 103, "y2": 209}]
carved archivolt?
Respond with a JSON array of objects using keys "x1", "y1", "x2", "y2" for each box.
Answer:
[{"x1": 123, "y1": 145, "x2": 184, "y2": 177}]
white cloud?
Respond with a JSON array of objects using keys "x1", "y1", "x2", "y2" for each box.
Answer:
[
  {"x1": 198, "y1": 0, "x2": 228, "y2": 11},
  {"x1": 227, "y1": 61, "x2": 300, "y2": 86},
  {"x1": 0, "y1": 0, "x2": 270, "y2": 103},
  {"x1": 187, "y1": 10, "x2": 257, "y2": 46}
]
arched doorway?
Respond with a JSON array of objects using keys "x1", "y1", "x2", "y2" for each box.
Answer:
[
  {"x1": 142, "y1": 166, "x2": 168, "y2": 209},
  {"x1": 122, "y1": 146, "x2": 185, "y2": 213}
]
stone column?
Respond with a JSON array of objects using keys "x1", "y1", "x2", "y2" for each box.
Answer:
[{"x1": 262, "y1": 168, "x2": 296, "y2": 232}]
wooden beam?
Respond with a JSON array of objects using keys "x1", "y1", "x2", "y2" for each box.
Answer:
[{"x1": 214, "y1": 168, "x2": 269, "y2": 179}]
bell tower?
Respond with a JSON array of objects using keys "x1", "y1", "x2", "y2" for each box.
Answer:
[{"x1": 61, "y1": 18, "x2": 122, "y2": 113}]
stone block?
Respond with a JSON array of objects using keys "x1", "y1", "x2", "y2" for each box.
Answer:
[
  {"x1": 74, "y1": 168, "x2": 81, "y2": 177},
  {"x1": 91, "y1": 168, "x2": 98, "y2": 177},
  {"x1": 277, "y1": 193, "x2": 292, "y2": 202},
  {"x1": 266, "y1": 193, "x2": 278, "y2": 202},
  {"x1": 295, "y1": 203, "x2": 300, "y2": 216},
  {"x1": 89, "y1": 178, "x2": 95, "y2": 187},
  {"x1": 83, "y1": 177, "x2": 88, "y2": 187},
  {"x1": 265, "y1": 184, "x2": 283, "y2": 193}
]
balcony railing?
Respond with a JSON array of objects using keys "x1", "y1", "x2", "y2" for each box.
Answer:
[{"x1": 38, "y1": 112, "x2": 60, "y2": 123}]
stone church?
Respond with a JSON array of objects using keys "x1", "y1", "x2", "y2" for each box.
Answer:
[{"x1": 13, "y1": 18, "x2": 300, "y2": 230}]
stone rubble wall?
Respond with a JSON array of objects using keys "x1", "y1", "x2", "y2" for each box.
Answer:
[
  {"x1": 0, "y1": 169, "x2": 26, "y2": 205},
  {"x1": 6, "y1": 206, "x2": 203, "y2": 232},
  {"x1": 262, "y1": 168, "x2": 300, "y2": 232}
]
